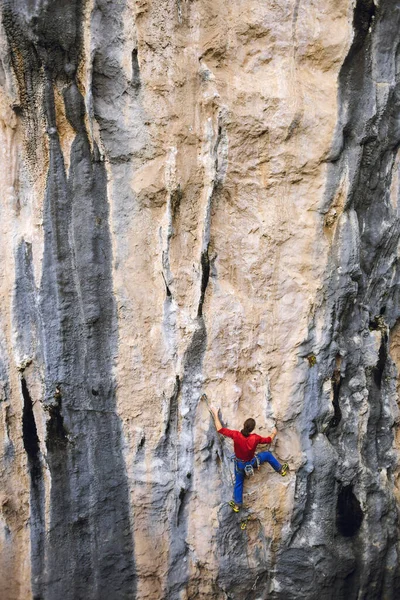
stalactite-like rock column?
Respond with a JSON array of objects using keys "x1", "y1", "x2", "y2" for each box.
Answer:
[{"x1": 0, "y1": 1, "x2": 399, "y2": 599}]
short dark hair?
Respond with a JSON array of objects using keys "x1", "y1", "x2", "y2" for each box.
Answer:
[{"x1": 241, "y1": 418, "x2": 255, "y2": 437}]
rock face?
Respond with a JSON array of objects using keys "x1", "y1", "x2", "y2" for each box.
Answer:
[{"x1": 0, "y1": 0, "x2": 399, "y2": 598}]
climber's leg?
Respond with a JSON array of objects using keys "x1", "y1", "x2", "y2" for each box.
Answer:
[
  {"x1": 257, "y1": 451, "x2": 282, "y2": 472},
  {"x1": 232, "y1": 461, "x2": 245, "y2": 508}
]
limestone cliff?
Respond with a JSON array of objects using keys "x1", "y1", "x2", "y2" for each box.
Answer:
[{"x1": 0, "y1": 0, "x2": 399, "y2": 599}]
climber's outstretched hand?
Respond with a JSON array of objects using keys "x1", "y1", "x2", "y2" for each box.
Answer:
[{"x1": 208, "y1": 405, "x2": 223, "y2": 430}]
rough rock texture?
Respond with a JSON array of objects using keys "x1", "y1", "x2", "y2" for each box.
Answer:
[{"x1": 0, "y1": 0, "x2": 399, "y2": 599}]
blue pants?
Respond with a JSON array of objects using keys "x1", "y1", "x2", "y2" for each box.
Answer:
[{"x1": 233, "y1": 452, "x2": 282, "y2": 506}]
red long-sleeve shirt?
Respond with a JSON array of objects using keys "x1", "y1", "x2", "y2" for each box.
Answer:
[{"x1": 218, "y1": 427, "x2": 272, "y2": 461}]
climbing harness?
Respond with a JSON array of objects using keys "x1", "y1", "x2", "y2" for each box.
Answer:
[
  {"x1": 233, "y1": 455, "x2": 261, "y2": 478},
  {"x1": 244, "y1": 464, "x2": 254, "y2": 477}
]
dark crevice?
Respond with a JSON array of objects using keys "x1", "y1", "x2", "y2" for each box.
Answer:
[
  {"x1": 197, "y1": 250, "x2": 210, "y2": 318},
  {"x1": 134, "y1": 431, "x2": 146, "y2": 464},
  {"x1": 4, "y1": 405, "x2": 14, "y2": 460},
  {"x1": 46, "y1": 396, "x2": 68, "y2": 452},
  {"x1": 131, "y1": 48, "x2": 141, "y2": 91},
  {"x1": 341, "y1": 0, "x2": 375, "y2": 77},
  {"x1": 213, "y1": 124, "x2": 223, "y2": 185},
  {"x1": 162, "y1": 270, "x2": 172, "y2": 298},
  {"x1": 177, "y1": 487, "x2": 186, "y2": 525},
  {"x1": 373, "y1": 333, "x2": 388, "y2": 389},
  {"x1": 21, "y1": 376, "x2": 45, "y2": 598},
  {"x1": 287, "y1": 468, "x2": 314, "y2": 545},
  {"x1": 21, "y1": 377, "x2": 41, "y2": 480},
  {"x1": 170, "y1": 185, "x2": 182, "y2": 220},
  {"x1": 336, "y1": 484, "x2": 364, "y2": 537},
  {"x1": 353, "y1": 0, "x2": 376, "y2": 44},
  {"x1": 163, "y1": 376, "x2": 181, "y2": 442},
  {"x1": 328, "y1": 369, "x2": 343, "y2": 429}
]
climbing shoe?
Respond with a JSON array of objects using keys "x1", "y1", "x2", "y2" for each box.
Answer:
[
  {"x1": 229, "y1": 500, "x2": 240, "y2": 513},
  {"x1": 280, "y1": 463, "x2": 289, "y2": 477}
]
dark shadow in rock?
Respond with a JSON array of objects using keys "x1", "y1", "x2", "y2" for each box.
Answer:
[{"x1": 336, "y1": 484, "x2": 363, "y2": 537}]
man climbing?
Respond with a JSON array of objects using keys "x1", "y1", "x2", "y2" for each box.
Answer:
[{"x1": 207, "y1": 401, "x2": 289, "y2": 512}]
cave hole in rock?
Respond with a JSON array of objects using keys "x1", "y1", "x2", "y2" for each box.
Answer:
[{"x1": 336, "y1": 484, "x2": 363, "y2": 537}]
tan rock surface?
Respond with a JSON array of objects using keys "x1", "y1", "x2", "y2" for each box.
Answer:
[{"x1": 0, "y1": 0, "x2": 399, "y2": 599}]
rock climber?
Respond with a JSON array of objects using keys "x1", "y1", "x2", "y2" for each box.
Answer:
[{"x1": 207, "y1": 400, "x2": 289, "y2": 512}]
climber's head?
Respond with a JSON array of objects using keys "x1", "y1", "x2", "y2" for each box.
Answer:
[{"x1": 241, "y1": 418, "x2": 256, "y2": 437}]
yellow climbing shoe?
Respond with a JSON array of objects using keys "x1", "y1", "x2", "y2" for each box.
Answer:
[
  {"x1": 229, "y1": 500, "x2": 240, "y2": 513},
  {"x1": 280, "y1": 463, "x2": 289, "y2": 477}
]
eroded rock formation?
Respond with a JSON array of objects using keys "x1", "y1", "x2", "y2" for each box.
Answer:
[{"x1": 0, "y1": 0, "x2": 399, "y2": 598}]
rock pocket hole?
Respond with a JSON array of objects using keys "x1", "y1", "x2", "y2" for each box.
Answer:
[{"x1": 336, "y1": 484, "x2": 363, "y2": 537}]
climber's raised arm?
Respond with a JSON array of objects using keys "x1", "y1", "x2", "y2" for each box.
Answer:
[
  {"x1": 257, "y1": 428, "x2": 277, "y2": 445},
  {"x1": 209, "y1": 405, "x2": 224, "y2": 432}
]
